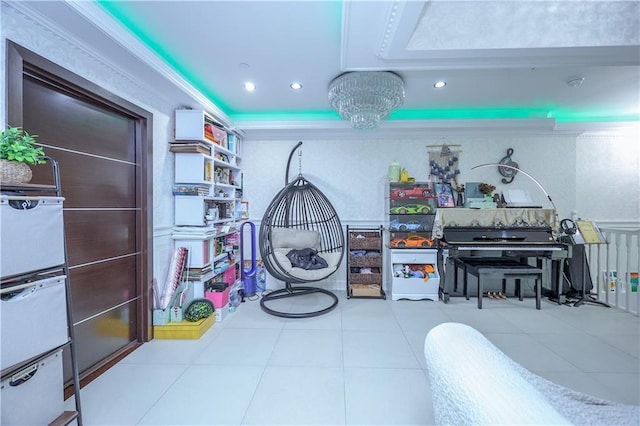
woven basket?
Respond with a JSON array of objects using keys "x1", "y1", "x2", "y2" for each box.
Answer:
[
  {"x1": 349, "y1": 256, "x2": 382, "y2": 267},
  {"x1": 349, "y1": 272, "x2": 382, "y2": 285},
  {"x1": 349, "y1": 236, "x2": 381, "y2": 250},
  {"x1": 0, "y1": 160, "x2": 32, "y2": 185}
]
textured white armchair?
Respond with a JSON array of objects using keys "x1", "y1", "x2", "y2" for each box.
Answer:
[{"x1": 424, "y1": 322, "x2": 639, "y2": 425}]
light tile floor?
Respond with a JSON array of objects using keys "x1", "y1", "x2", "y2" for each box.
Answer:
[{"x1": 67, "y1": 291, "x2": 640, "y2": 425}]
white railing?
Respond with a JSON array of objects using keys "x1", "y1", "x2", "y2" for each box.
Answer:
[{"x1": 586, "y1": 226, "x2": 640, "y2": 315}]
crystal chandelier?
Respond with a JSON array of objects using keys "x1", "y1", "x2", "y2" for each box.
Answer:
[{"x1": 328, "y1": 71, "x2": 405, "y2": 130}]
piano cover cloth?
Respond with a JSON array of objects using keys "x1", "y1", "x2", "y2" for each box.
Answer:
[{"x1": 432, "y1": 208, "x2": 558, "y2": 239}]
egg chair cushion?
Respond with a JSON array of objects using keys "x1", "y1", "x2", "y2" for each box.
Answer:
[
  {"x1": 271, "y1": 228, "x2": 321, "y2": 250},
  {"x1": 272, "y1": 249, "x2": 342, "y2": 281}
]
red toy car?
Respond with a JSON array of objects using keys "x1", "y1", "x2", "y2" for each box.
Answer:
[{"x1": 390, "y1": 186, "x2": 434, "y2": 200}]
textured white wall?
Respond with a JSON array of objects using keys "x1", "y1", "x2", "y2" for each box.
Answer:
[
  {"x1": 1, "y1": 2, "x2": 176, "y2": 283},
  {"x1": 243, "y1": 135, "x2": 580, "y2": 224},
  {"x1": 575, "y1": 131, "x2": 640, "y2": 226}
]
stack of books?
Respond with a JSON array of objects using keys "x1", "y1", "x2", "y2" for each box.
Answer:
[
  {"x1": 173, "y1": 184, "x2": 210, "y2": 196},
  {"x1": 169, "y1": 141, "x2": 211, "y2": 155}
]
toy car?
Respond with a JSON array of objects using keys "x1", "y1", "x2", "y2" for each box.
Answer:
[
  {"x1": 390, "y1": 235, "x2": 434, "y2": 248},
  {"x1": 389, "y1": 204, "x2": 432, "y2": 214},
  {"x1": 390, "y1": 186, "x2": 434, "y2": 199},
  {"x1": 389, "y1": 220, "x2": 426, "y2": 231}
]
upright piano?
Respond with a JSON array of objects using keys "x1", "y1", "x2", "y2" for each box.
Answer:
[{"x1": 433, "y1": 208, "x2": 571, "y2": 303}]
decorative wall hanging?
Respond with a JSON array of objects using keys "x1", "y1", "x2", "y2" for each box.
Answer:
[
  {"x1": 427, "y1": 143, "x2": 461, "y2": 184},
  {"x1": 498, "y1": 148, "x2": 519, "y2": 184}
]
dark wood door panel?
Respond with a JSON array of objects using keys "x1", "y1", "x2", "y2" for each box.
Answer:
[
  {"x1": 23, "y1": 76, "x2": 135, "y2": 162},
  {"x1": 9, "y1": 41, "x2": 152, "y2": 390},
  {"x1": 64, "y1": 210, "x2": 137, "y2": 266},
  {"x1": 64, "y1": 301, "x2": 137, "y2": 383},
  {"x1": 31, "y1": 149, "x2": 136, "y2": 208},
  {"x1": 69, "y1": 255, "x2": 138, "y2": 322}
]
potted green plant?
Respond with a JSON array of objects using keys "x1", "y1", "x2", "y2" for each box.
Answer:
[{"x1": 0, "y1": 126, "x2": 46, "y2": 185}]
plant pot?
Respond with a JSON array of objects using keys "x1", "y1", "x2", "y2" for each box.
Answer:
[{"x1": 0, "y1": 159, "x2": 33, "y2": 185}]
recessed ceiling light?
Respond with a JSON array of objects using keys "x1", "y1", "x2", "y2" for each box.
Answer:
[
  {"x1": 290, "y1": 82, "x2": 302, "y2": 90},
  {"x1": 244, "y1": 82, "x2": 256, "y2": 92},
  {"x1": 434, "y1": 81, "x2": 447, "y2": 89}
]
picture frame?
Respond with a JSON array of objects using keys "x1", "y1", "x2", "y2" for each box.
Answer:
[
  {"x1": 435, "y1": 183, "x2": 455, "y2": 208},
  {"x1": 238, "y1": 201, "x2": 249, "y2": 219}
]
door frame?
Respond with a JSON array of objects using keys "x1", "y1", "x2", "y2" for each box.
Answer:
[{"x1": 6, "y1": 39, "x2": 153, "y2": 376}]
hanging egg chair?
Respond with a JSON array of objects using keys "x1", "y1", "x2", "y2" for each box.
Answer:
[{"x1": 259, "y1": 141, "x2": 345, "y2": 318}]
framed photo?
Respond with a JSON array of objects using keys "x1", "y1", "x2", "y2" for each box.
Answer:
[
  {"x1": 436, "y1": 183, "x2": 455, "y2": 208},
  {"x1": 238, "y1": 201, "x2": 249, "y2": 219}
]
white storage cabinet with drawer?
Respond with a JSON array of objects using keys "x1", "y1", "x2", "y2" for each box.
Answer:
[{"x1": 389, "y1": 249, "x2": 440, "y2": 301}]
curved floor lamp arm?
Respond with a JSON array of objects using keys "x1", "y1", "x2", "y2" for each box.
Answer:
[{"x1": 471, "y1": 163, "x2": 560, "y2": 232}]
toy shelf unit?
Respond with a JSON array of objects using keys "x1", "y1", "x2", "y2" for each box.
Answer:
[
  {"x1": 390, "y1": 249, "x2": 440, "y2": 301},
  {"x1": 387, "y1": 182, "x2": 439, "y2": 301},
  {"x1": 347, "y1": 226, "x2": 385, "y2": 299},
  {"x1": 0, "y1": 157, "x2": 82, "y2": 425},
  {"x1": 388, "y1": 182, "x2": 437, "y2": 250}
]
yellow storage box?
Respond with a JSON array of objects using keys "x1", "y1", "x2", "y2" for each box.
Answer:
[{"x1": 153, "y1": 315, "x2": 215, "y2": 339}]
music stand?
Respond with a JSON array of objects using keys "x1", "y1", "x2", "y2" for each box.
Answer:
[{"x1": 569, "y1": 221, "x2": 610, "y2": 308}]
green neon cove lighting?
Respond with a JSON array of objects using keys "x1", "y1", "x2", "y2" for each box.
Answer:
[{"x1": 96, "y1": 1, "x2": 638, "y2": 125}]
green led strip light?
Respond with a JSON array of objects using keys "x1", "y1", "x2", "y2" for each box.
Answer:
[{"x1": 96, "y1": 1, "x2": 638, "y2": 125}]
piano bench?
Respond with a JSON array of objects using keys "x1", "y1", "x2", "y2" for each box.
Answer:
[{"x1": 460, "y1": 259, "x2": 543, "y2": 309}]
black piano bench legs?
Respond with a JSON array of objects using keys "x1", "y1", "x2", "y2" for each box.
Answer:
[{"x1": 465, "y1": 263, "x2": 543, "y2": 310}]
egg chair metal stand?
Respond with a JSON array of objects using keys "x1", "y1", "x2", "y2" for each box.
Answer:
[{"x1": 259, "y1": 142, "x2": 345, "y2": 318}]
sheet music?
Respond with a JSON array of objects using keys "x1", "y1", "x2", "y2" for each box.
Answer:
[{"x1": 504, "y1": 190, "x2": 532, "y2": 204}]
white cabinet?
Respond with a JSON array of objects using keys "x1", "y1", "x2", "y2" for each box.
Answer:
[
  {"x1": 390, "y1": 249, "x2": 440, "y2": 301},
  {"x1": 175, "y1": 109, "x2": 226, "y2": 145}
]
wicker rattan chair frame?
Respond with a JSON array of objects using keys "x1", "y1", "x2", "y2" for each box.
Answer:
[{"x1": 259, "y1": 142, "x2": 345, "y2": 318}]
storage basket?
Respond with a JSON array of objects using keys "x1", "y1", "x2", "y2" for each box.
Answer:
[
  {"x1": 349, "y1": 234, "x2": 381, "y2": 250},
  {"x1": 349, "y1": 272, "x2": 382, "y2": 285},
  {"x1": 0, "y1": 160, "x2": 32, "y2": 185},
  {"x1": 350, "y1": 284, "x2": 382, "y2": 297},
  {"x1": 1, "y1": 275, "x2": 68, "y2": 370},
  {"x1": 1, "y1": 349, "x2": 64, "y2": 425},
  {"x1": 349, "y1": 255, "x2": 382, "y2": 267},
  {"x1": 1, "y1": 195, "x2": 65, "y2": 277}
]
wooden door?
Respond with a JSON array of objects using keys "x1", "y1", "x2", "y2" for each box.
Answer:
[{"x1": 6, "y1": 41, "x2": 153, "y2": 388}]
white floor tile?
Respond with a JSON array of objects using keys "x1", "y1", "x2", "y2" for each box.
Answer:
[
  {"x1": 343, "y1": 330, "x2": 420, "y2": 369},
  {"x1": 242, "y1": 366, "x2": 345, "y2": 425},
  {"x1": 484, "y1": 332, "x2": 580, "y2": 373},
  {"x1": 268, "y1": 329, "x2": 343, "y2": 367},
  {"x1": 194, "y1": 328, "x2": 281, "y2": 366},
  {"x1": 283, "y1": 306, "x2": 343, "y2": 330},
  {"x1": 344, "y1": 367, "x2": 433, "y2": 425},
  {"x1": 67, "y1": 290, "x2": 639, "y2": 425},
  {"x1": 70, "y1": 363, "x2": 187, "y2": 425},
  {"x1": 401, "y1": 330, "x2": 430, "y2": 369},
  {"x1": 137, "y1": 365, "x2": 264, "y2": 425},
  {"x1": 533, "y1": 332, "x2": 640, "y2": 373}
]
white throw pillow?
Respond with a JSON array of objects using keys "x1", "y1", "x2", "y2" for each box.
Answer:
[{"x1": 271, "y1": 228, "x2": 320, "y2": 250}]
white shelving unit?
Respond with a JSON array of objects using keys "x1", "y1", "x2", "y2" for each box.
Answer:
[{"x1": 169, "y1": 109, "x2": 244, "y2": 318}]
